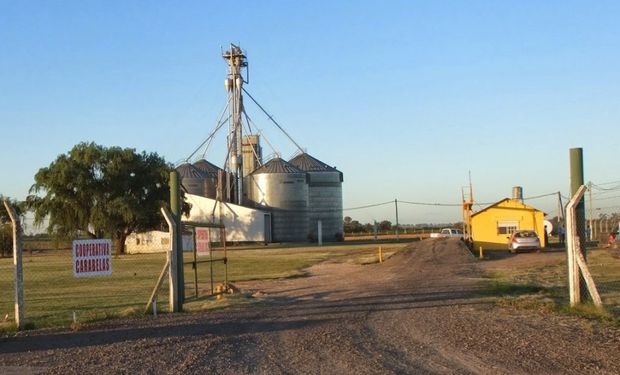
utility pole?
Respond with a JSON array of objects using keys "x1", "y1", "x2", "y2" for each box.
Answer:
[
  {"x1": 570, "y1": 148, "x2": 586, "y2": 257},
  {"x1": 394, "y1": 199, "x2": 400, "y2": 242},
  {"x1": 569, "y1": 147, "x2": 587, "y2": 301},
  {"x1": 170, "y1": 171, "x2": 184, "y2": 307},
  {"x1": 588, "y1": 181, "x2": 593, "y2": 241},
  {"x1": 557, "y1": 191, "x2": 564, "y2": 224}
]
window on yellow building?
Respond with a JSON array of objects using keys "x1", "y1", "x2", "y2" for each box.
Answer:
[{"x1": 497, "y1": 221, "x2": 519, "y2": 235}]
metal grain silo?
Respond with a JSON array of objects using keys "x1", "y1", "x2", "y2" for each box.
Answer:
[
  {"x1": 193, "y1": 159, "x2": 224, "y2": 199},
  {"x1": 289, "y1": 153, "x2": 343, "y2": 242},
  {"x1": 246, "y1": 157, "x2": 309, "y2": 242},
  {"x1": 176, "y1": 163, "x2": 207, "y2": 196}
]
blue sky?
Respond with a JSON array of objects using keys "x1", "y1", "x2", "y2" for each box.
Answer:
[{"x1": 1, "y1": 1, "x2": 619, "y2": 228}]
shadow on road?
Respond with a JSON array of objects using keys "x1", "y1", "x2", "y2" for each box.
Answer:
[{"x1": 0, "y1": 317, "x2": 331, "y2": 354}]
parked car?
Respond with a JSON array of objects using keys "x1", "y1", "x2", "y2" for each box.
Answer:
[
  {"x1": 508, "y1": 230, "x2": 541, "y2": 253},
  {"x1": 430, "y1": 228, "x2": 464, "y2": 239}
]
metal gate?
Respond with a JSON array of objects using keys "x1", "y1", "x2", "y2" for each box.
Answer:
[{"x1": 183, "y1": 222, "x2": 228, "y2": 299}]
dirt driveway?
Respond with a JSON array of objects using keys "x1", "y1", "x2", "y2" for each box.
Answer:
[{"x1": 1, "y1": 239, "x2": 619, "y2": 374}]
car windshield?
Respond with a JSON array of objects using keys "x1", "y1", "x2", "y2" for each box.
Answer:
[{"x1": 515, "y1": 231, "x2": 537, "y2": 238}]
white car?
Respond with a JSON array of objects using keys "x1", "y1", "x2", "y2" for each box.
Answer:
[
  {"x1": 430, "y1": 228, "x2": 464, "y2": 239},
  {"x1": 508, "y1": 230, "x2": 541, "y2": 253}
]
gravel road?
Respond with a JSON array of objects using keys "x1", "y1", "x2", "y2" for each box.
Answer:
[{"x1": 1, "y1": 238, "x2": 619, "y2": 374}]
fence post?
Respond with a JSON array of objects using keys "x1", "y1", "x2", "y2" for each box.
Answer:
[
  {"x1": 566, "y1": 185, "x2": 587, "y2": 306},
  {"x1": 161, "y1": 207, "x2": 180, "y2": 312},
  {"x1": 170, "y1": 171, "x2": 185, "y2": 305},
  {"x1": 3, "y1": 200, "x2": 24, "y2": 330}
]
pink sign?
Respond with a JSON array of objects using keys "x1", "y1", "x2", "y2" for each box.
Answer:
[{"x1": 195, "y1": 228, "x2": 210, "y2": 256}]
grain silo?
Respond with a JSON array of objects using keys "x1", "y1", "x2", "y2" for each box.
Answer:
[
  {"x1": 176, "y1": 163, "x2": 207, "y2": 196},
  {"x1": 289, "y1": 153, "x2": 343, "y2": 242},
  {"x1": 245, "y1": 157, "x2": 309, "y2": 242},
  {"x1": 193, "y1": 158, "x2": 224, "y2": 199},
  {"x1": 242, "y1": 135, "x2": 262, "y2": 177}
]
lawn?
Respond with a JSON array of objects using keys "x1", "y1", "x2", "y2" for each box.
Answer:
[
  {"x1": 483, "y1": 246, "x2": 620, "y2": 322},
  {"x1": 0, "y1": 242, "x2": 407, "y2": 330}
]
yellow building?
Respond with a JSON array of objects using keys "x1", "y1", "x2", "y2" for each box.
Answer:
[{"x1": 471, "y1": 198, "x2": 546, "y2": 250}]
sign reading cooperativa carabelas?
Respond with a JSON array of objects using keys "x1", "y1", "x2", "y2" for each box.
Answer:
[{"x1": 72, "y1": 239, "x2": 113, "y2": 277}]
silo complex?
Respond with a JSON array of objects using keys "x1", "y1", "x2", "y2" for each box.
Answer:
[
  {"x1": 179, "y1": 45, "x2": 344, "y2": 243},
  {"x1": 193, "y1": 158, "x2": 224, "y2": 199},
  {"x1": 289, "y1": 153, "x2": 344, "y2": 241},
  {"x1": 245, "y1": 158, "x2": 309, "y2": 242},
  {"x1": 176, "y1": 163, "x2": 207, "y2": 196}
]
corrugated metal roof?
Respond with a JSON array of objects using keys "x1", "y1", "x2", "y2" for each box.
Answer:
[
  {"x1": 251, "y1": 157, "x2": 304, "y2": 174},
  {"x1": 193, "y1": 159, "x2": 223, "y2": 177},
  {"x1": 289, "y1": 153, "x2": 339, "y2": 172},
  {"x1": 176, "y1": 163, "x2": 206, "y2": 178}
]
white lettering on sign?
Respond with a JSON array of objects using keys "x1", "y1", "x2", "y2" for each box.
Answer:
[
  {"x1": 195, "y1": 228, "x2": 210, "y2": 256},
  {"x1": 72, "y1": 239, "x2": 113, "y2": 277}
]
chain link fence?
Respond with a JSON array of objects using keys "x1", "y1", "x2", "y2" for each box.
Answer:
[
  {"x1": 1, "y1": 241, "x2": 170, "y2": 328},
  {"x1": 587, "y1": 245, "x2": 620, "y2": 317},
  {"x1": 1, "y1": 233, "x2": 230, "y2": 329}
]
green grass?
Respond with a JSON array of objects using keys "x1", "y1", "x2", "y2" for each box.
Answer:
[
  {"x1": 483, "y1": 248, "x2": 620, "y2": 326},
  {"x1": 0, "y1": 242, "x2": 406, "y2": 330}
]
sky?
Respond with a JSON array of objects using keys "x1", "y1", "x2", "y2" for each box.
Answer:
[{"x1": 1, "y1": 1, "x2": 620, "y2": 230}]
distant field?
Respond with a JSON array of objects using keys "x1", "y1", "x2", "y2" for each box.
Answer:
[
  {"x1": 0, "y1": 241, "x2": 407, "y2": 330},
  {"x1": 345, "y1": 233, "x2": 430, "y2": 241}
]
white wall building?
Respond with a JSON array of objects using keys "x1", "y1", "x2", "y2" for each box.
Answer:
[
  {"x1": 184, "y1": 194, "x2": 268, "y2": 242},
  {"x1": 125, "y1": 194, "x2": 268, "y2": 253}
]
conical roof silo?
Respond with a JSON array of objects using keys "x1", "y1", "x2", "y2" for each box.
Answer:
[
  {"x1": 193, "y1": 158, "x2": 225, "y2": 199},
  {"x1": 176, "y1": 163, "x2": 207, "y2": 196},
  {"x1": 289, "y1": 153, "x2": 343, "y2": 242},
  {"x1": 246, "y1": 157, "x2": 309, "y2": 242}
]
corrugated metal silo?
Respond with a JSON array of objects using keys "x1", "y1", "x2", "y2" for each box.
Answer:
[
  {"x1": 193, "y1": 159, "x2": 224, "y2": 199},
  {"x1": 246, "y1": 157, "x2": 309, "y2": 242},
  {"x1": 176, "y1": 163, "x2": 207, "y2": 196},
  {"x1": 289, "y1": 153, "x2": 343, "y2": 242}
]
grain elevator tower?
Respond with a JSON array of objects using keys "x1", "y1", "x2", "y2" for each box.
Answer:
[{"x1": 223, "y1": 44, "x2": 248, "y2": 204}]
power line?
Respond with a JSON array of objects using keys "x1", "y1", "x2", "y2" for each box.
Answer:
[
  {"x1": 345, "y1": 191, "x2": 561, "y2": 213},
  {"x1": 343, "y1": 201, "x2": 394, "y2": 211},
  {"x1": 399, "y1": 200, "x2": 461, "y2": 207},
  {"x1": 592, "y1": 180, "x2": 620, "y2": 186},
  {"x1": 592, "y1": 194, "x2": 620, "y2": 202},
  {"x1": 522, "y1": 192, "x2": 559, "y2": 200},
  {"x1": 591, "y1": 183, "x2": 620, "y2": 192}
]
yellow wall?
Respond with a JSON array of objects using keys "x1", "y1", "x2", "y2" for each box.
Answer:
[{"x1": 471, "y1": 199, "x2": 545, "y2": 250}]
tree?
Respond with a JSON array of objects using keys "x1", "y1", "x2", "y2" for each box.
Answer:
[
  {"x1": 379, "y1": 220, "x2": 392, "y2": 232},
  {"x1": 0, "y1": 195, "x2": 23, "y2": 257},
  {"x1": 27, "y1": 142, "x2": 185, "y2": 254}
]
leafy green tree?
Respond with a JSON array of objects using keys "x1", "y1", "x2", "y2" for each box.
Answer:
[
  {"x1": 27, "y1": 142, "x2": 185, "y2": 254},
  {"x1": 0, "y1": 195, "x2": 23, "y2": 257}
]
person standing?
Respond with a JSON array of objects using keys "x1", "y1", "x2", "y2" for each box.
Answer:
[{"x1": 559, "y1": 224, "x2": 566, "y2": 246}]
